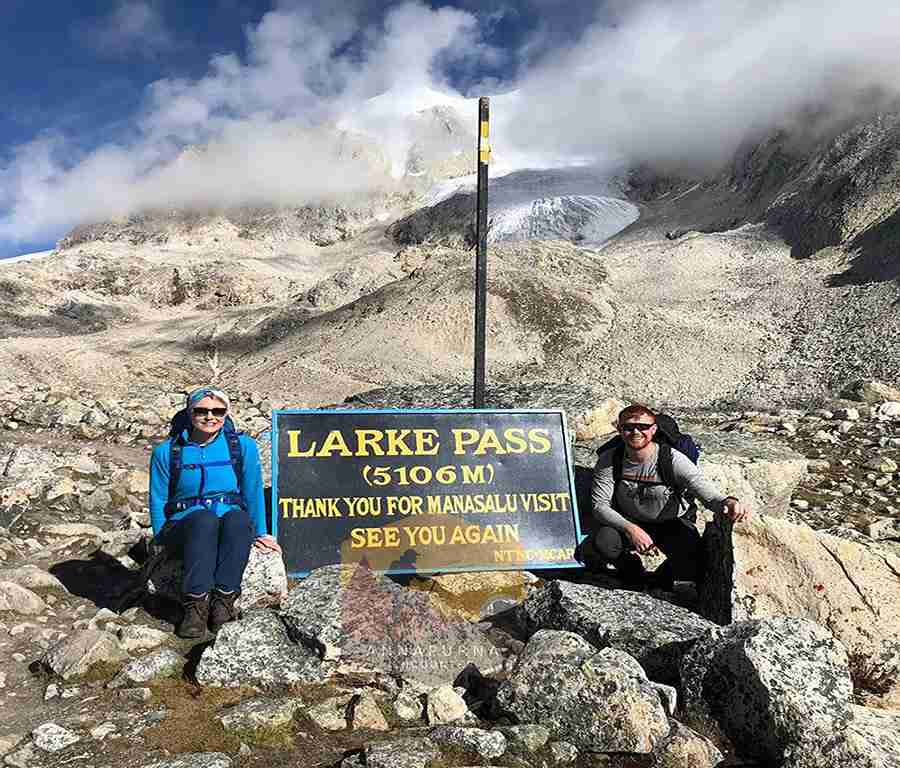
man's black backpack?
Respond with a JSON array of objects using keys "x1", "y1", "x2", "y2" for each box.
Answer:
[
  {"x1": 597, "y1": 412, "x2": 701, "y2": 512},
  {"x1": 165, "y1": 408, "x2": 245, "y2": 513}
]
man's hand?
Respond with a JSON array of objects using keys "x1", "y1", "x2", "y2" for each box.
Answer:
[
  {"x1": 253, "y1": 535, "x2": 282, "y2": 553},
  {"x1": 624, "y1": 523, "x2": 656, "y2": 554},
  {"x1": 723, "y1": 498, "x2": 750, "y2": 523}
]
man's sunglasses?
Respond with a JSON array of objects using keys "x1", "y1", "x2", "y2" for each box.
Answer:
[
  {"x1": 620, "y1": 422, "x2": 655, "y2": 433},
  {"x1": 192, "y1": 407, "x2": 227, "y2": 418}
]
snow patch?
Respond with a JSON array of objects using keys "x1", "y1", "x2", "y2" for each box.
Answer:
[
  {"x1": 489, "y1": 196, "x2": 639, "y2": 244},
  {"x1": 0, "y1": 249, "x2": 54, "y2": 265}
]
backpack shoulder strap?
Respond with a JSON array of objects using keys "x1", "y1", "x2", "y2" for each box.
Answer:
[
  {"x1": 226, "y1": 430, "x2": 244, "y2": 495},
  {"x1": 168, "y1": 437, "x2": 182, "y2": 500},
  {"x1": 657, "y1": 443, "x2": 676, "y2": 489},
  {"x1": 611, "y1": 443, "x2": 625, "y2": 510}
]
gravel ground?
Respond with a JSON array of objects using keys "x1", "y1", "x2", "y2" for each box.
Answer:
[{"x1": 569, "y1": 223, "x2": 900, "y2": 410}]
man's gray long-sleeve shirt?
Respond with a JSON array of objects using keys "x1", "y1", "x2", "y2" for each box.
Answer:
[{"x1": 591, "y1": 443, "x2": 728, "y2": 531}]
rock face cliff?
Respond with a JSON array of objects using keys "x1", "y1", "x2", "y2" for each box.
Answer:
[{"x1": 628, "y1": 108, "x2": 900, "y2": 283}]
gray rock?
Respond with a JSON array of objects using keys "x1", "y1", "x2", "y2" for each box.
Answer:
[
  {"x1": 428, "y1": 726, "x2": 507, "y2": 759},
  {"x1": 499, "y1": 724, "x2": 551, "y2": 753},
  {"x1": 689, "y1": 427, "x2": 808, "y2": 518},
  {"x1": 143, "y1": 754, "x2": 233, "y2": 768},
  {"x1": 649, "y1": 722, "x2": 723, "y2": 768},
  {"x1": 307, "y1": 694, "x2": 351, "y2": 731},
  {"x1": 519, "y1": 580, "x2": 714, "y2": 683},
  {"x1": 117, "y1": 687, "x2": 152, "y2": 702},
  {"x1": 41, "y1": 523, "x2": 104, "y2": 538},
  {"x1": 651, "y1": 682, "x2": 678, "y2": 716},
  {"x1": 548, "y1": 741, "x2": 578, "y2": 765},
  {"x1": 865, "y1": 517, "x2": 900, "y2": 541},
  {"x1": 842, "y1": 705, "x2": 900, "y2": 768},
  {"x1": 0, "y1": 581, "x2": 46, "y2": 615},
  {"x1": 117, "y1": 625, "x2": 170, "y2": 652},
  {"x1": 426, "y1": 684, "x2": 468, "y2": 724},
  {"x1": 392, "y1": 690, "x2": 424, "y2": 721},
  {"x1": 148, "y1": 546, "x2": 287, "y2": 610},
  {"x1": 107, "y1": 649, "x2": 183, "y2": 688},
  {"x1": 41, "y1": 629, "x2": 128, "y2": 679},
  {"x1": 350, "y1": 693, "x2": 389, "y2": 731},
  {"x1": 701, "y1": 514, "x2": 900, "y2": 698},
  {"x1": 31, "y1": 723, "x2": 79, "y2": 752},
  {"x1": 195, "y1": 609, "x2": 325, "y2": 687},
  {"x1": 0, "y1": 566, "x2": 67, "y2": 593},
  {"x1": 3, "y1": 743, "x2": 35, "y2": 768},
  {"x1": 280, "y1": 564, "x2": 502, "y2": 685},
  {"x1": 217, "y1": 697, "x2": 303, "y2": 732},
  {"x1": 495, "y1": 630, "x2": 669, "y2": 753},
  {"x1": 680, "y1": 616, "x2": 858, "y2": 767},
  {"x1": 364, "y1": 737, "x2": 440, "y2": 768},
  {"x1": 841, "y1": 380, "x2": 900, "y2": 404}
]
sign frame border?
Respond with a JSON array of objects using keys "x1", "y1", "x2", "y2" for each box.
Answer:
[{"x1": 270, "y1": 407, "x2": 585, "y2": 578}]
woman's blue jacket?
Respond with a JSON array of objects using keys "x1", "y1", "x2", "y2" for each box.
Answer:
[{"x1": 148, "y1": 429, "x2": 267, "y2": 537}]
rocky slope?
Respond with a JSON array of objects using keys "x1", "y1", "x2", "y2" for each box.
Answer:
[{"x1": 0, "y1": 380, "x2": 899, "y2": 768}]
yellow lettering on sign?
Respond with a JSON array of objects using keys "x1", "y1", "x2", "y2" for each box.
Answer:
[
  {"x1": 355, "y1": 429, "x2": 385, "y2": 456},
  {"x1": 286, "y1": 430, "x2": 315, "y2": 457},
  {"x1": 528, "y1": 428, "x2": 552, "y2": 453}
]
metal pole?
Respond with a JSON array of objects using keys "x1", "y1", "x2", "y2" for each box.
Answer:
[{"x1": 473, "y1": 97, "x2": 490, "y2": 408}]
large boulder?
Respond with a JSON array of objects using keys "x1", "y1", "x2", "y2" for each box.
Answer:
[
  {"x1": 701, "y1": 514, "x2": 900, "y2": 698},
  {"x1": 649, "y1": 721, "x2": 723, "y2": 768},
  {"x1": 41, "y1": 629, "x2": 129, "y2": 680},
  {"x1": 495, "y1": 630, "x2": 670, "y2": 754},
  {"x1": 279, "y1": 564, "x2": 503, "y2": 686},
  {"x1": 195, "y1": 609, "x2": 325, "y2": 687},
  {"x1": 680, "y1": 616, "x2": 861, "y2": 767},
  {"x1": 518, "y1": 580, "x2": 715, "y2": 684},
  {"x1": 147, "y1": 546, "x2": 287, "y2": 609},
  {"x1": 688, "y1": 428, "x2": 808, "y2": 518},
  {"x1": 842, "y1": 705, "x2": 900, "y2": 768}
]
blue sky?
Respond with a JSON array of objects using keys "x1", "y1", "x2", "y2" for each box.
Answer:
[{"x1": 0, "y1": 0, "x2": 605, "y2": 257}]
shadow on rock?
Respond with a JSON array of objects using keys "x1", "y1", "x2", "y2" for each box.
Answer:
[{"x1": 50, "y1": 549, "x2": 141, "y2": 611}]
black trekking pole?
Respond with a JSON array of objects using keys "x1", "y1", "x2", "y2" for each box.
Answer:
[{"x1": 473, "y1": 96, "x2": 490, "y2": 409}]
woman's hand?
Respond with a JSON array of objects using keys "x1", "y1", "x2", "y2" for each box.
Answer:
[{"x1": 253, "y1": 534, "x2": 282, "y2": 553}]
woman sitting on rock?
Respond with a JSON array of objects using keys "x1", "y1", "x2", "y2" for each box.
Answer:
[{"x1": 149, "y1": 386, "x2": 280, "y2": 639}]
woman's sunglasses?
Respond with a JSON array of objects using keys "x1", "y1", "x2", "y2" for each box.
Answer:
[{"x1": 192, "y1": 407, "x2": 227, "y2": 418}]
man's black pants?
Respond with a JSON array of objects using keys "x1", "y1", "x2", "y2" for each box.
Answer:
[{"x1": 592, "y1": 513, "x2": 704, "y2": 583}]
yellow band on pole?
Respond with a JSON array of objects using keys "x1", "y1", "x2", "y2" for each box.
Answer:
[
  {"x1": 480, "y1": 120, "x2": 489, "y2": 138},
  {"x1": 479, "y1": 144, "x2": 491, "y2": 164}
]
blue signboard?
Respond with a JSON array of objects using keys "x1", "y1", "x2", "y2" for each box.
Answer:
[{"x1": 271, "y1": 408, "x2": 583, "y2": 577}]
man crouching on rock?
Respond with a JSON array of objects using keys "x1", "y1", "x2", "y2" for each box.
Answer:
[{"x1": 589, "y1": 404, "x2": 749, "y2": 591}]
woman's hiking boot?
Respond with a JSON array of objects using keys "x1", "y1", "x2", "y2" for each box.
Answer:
[
  {"x1": 177, "y1": 594, "x2": 209, "y2": 639},
  {"x1": 208, "y1": 589, "x2": 239, "y2": 634}
]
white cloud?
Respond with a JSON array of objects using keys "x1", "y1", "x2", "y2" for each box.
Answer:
[
  {"x1": 5, "y1": 0, "x2": 900, "y2": 247},
  {"x1": 0, "y1": 2, "x2": 492, "y2": 245},
  {"x1": 501, "y1": 0, "x2": 900, "y2": 172},
  {"x1": 78, "y1": 1, "x2": 174, "y2": 59}
]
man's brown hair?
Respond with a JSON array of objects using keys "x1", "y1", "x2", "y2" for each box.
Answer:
[{"x1": 618, "y1": 404, "x2": 656, "y2": 424}]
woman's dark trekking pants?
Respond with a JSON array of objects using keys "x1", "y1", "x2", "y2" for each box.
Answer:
[
  {"x1": 592, "y1": 514, "x2": 704, "y2": 584},
  {"x1": 157, "y1": 507, "x2": 254, "y2": 596}
]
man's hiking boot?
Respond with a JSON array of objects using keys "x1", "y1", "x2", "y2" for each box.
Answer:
[
  {"x1": 645, "y1": 564, "x2": 675, "y2": 593},
  {"x1": 615, "y1": 552, "x2": 648, "y2": 589},
  {"x1": 177, "y1": 594, "x2": 209, "y2": 639},
  {"x1": 208, "y1": 589, "x2": 240, "y2": 634}
]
